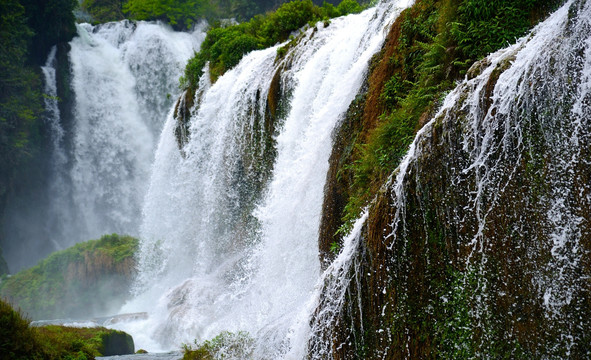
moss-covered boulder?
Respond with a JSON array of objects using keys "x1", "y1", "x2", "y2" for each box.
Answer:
[
  {"x1": 98, "y1": 328, "x2": 135, "y2": 356},
  {"x1": 0, "y1": 234, "x2": 138, "y2": 320}
]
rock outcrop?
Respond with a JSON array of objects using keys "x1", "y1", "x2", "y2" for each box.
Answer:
[{"x1": 314, "y1": 0, "x2": 591, "y2": 357}]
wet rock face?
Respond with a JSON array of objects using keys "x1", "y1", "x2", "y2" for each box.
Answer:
[
  {"x1": 319, "y1": 1, "x2": 591, "y2": 358},
  {"x1": 318, "y1": 16, "x2": 404, "y2": 267}
]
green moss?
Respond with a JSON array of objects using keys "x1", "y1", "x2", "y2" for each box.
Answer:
[{"x1": 0, "y1": 234, "x2": 138, "y2": 320}]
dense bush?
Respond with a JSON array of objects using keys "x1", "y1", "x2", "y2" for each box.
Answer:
[
  {"x1": 182, "y1": 0, "x2": 364, "y2": 88},
  {"x1": 20, "y1": 0, "x2": 78, "y2": 63},
  {"x1": 81, "y1": 0, "x2": 126, "y2": 23},
  {"x1": 1, "y1": 0, "x2": 78, "y2": 259},
  {"x1": 452, "y1": 0, "x2": 563, "y2": 63},
  {"x1": 123, "y1": 0, "x2": 212, "y2": 30}
]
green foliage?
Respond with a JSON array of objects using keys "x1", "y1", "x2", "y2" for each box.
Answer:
[
  {"x1": 0, "y1": 234, "x2": 138, "y2": 320},
  {"x1": 339, "y1": 0, "x2": 564, "y2": 231},
  {"x1": 20, "y1": 0, "x2": 79, "y2": 62},
  {"x1": 0, "y1": 0, "x2": 44, "y2": 203},
  {"x1": 1, "y1": 299, "x2": 132, "y2": 359},
  {"x1": 0, "y1": 298, "x2": 38, "y2": 359},
  {"x1": 182, "y1": 0, "x2": 364, "y2": 88},
  {"x1": 183, "y1": 331, "x2": 254, "y2": 359},
  {"x1": 123, "y1": 0, "x2": 212, "y2": 29},
  {"x1": 81, "y1": 0, "x2": 126, "y2": 23},
  {"x1": 259, "y1": 0, "x2": 322, "y2": 42},
  {"x1": 336, "y1": 0, "x2": 362, "y2": 15},
  {"x1": 329, "y1": 241, "x2": 341, "y2": 254},
  {"x1": 452, "y1": 0, "x2": 563, "y2": 64},
  {"x1": 1, "y1": 0, "x2": 78, "y2": 230}
]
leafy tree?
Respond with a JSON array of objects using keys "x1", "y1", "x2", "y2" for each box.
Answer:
[
  {"x1": 182, "y1": 0, "x2": 364, "y2": 87},
  {"x1": 20, "y1": 0, "x2": 78, "y2": 63},
  {"x1": 259, "y1": 0, "x2": 322, "y2": 41},
  {"x1": 123, "y1": 0, "x2": 213, "y2": 29},
  {"x1": 0, "y1": 0, "x2": 43, "y2": 204},
  {"x1": 82, "y1": 0, "x2": 126, "y2": 23},
  {"x1": 336, "y1": 0, "x2": 362, "y2": 15}
]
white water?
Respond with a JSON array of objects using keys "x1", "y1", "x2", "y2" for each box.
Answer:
[
  {"x1": 118, "y1": 1, "x2": 411, "y2": 356},
  {"x1": 64, "y1": 21, "x2": 205, "y2": 246},
  {"x1": 41, "y1": 46, "x2": 70, "y2": 251},
  {"x1": 4, "y1": 21, "x2": 205, "y2": 271}
]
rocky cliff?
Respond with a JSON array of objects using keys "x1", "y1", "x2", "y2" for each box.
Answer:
[{"x1": 314, "y1": 0, "x2": 591, "y2": 357}]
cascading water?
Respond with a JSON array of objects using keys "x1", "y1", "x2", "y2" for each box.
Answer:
[
  {"x1": 118, "y1": 0, "x2": 412, "y2": 356},
  {"x1": 308, "y1": 0, "x2": 591, "y2": 357},
  {"x1": 41, "y1": 46, "x2": 69, "y2": 251},
  {"x1": 2, "y1": 21, "x2": 205, "y2": 271},
  {"x1": 66, "y1": 20, "x2": 205, "y2": 246}
]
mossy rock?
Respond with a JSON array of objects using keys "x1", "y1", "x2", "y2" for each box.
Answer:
[{"x1": 100, "y1": 329, "x2": 135, "y2": 356}]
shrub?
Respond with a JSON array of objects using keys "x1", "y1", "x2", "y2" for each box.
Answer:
[
  {"x1": 123, "y1": 0, "x2": 212, "y2": 30},
  {"x1": 183, "y1": 331, "x2": 254, "y2": 360},
  {"x1": 182, "y1": 0, "x2": 364, "y2": 88},
  {"x1": 337, "y1": 0, "x2": 362, "y2": 15}
]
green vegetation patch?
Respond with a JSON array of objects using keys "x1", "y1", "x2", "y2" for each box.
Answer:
[
  {"x1": 122, "y1": 0, "x2": 212, "y2": 30},
  {"x1": 0, "y1": 234, "x2": 138, "y2": 320},
  {"x1": 0, "y1": 298, "x2": 134, "y2": 359},
  {"x1": 338, "y1": 0, "x2": 565, "y2": 231},
  {"x1": 181, "y1": 0, "x2": 364, "y2": 87},
  {"x1": 183, "y1": 331, "x2": 254, "y2": 359}
]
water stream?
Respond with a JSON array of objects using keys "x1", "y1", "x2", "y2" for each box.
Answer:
[{"x1": 116, "y1": 1, "x2": 412, "y2": 357}]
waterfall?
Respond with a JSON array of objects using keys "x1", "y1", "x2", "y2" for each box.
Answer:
[
  {"x1": 41, "y1": 46, "x2": 69, "y2": 251},
  {"x1": 66, "y1": 20, "x2": 205, "y2": 245},
  {"x1": 308, "y1": 0, "x2": 591, "y2": 357},
  {"x1": 119, "y1": 0, "x2": 412, "y2": 356},
  {"x1": 2, "y1": 21, "x2": 205, "y2": 271}
]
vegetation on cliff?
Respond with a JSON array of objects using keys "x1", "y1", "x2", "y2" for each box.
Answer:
[
  {"x1": 1, "y1": 298, "x2": 134, "y2": 359},
  {"x1": 316, "y1": 0, "x2": 591, "y2": 357},
  {"x1": 1, "y1": 0, "x2": 43, "y2": 220},
  {"x1": 181, "y1": 0, "x2": 363, "y2": 87},
  {"x1": 0, "y1": 234, "x2": 138, "y2": 320},
  {"x1": 320, "y1": 0, "x2": 565, "y2": 255},
  {"x1": 0, "y1": 0, "x2": 78, "y2": 266},
  {"x1": 81, "y1": 0, "x2": 354, "y2": 29}
]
